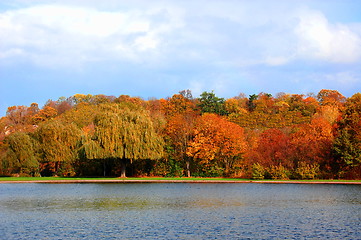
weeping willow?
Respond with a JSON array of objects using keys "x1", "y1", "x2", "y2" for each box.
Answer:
[
  {"x1": 35, "y1": 120, "x2": 81, "y2": 174},
  {"x1": 81, "y1": 103, "x2": 164, "y2": 177},
  {"x1": 3, "y1": 132, "x2": 39, "y2": 176}
]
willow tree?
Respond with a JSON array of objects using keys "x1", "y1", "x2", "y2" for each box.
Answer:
[
  {"x1": 35, "y1": 120, "x2": 81, "y2": 176},
  {"x1": 81, "y1": 103, "x2": 164, "y2": 177},
  {"x1": 3, "y1": 132, "x2": 39, "y2": 176}
]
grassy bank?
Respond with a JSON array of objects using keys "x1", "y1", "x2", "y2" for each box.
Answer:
[{"x1": 0, "y1": 177, "x2": 360, "y2": 184}]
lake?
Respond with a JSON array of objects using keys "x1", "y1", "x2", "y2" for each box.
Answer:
[{"x1": 0, "y1": 183, "x2": 360, "y2": 239}]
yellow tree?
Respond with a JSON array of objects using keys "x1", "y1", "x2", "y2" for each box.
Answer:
[{"x1": 35, "y1": 120, "x2": 81, "y2": 176}]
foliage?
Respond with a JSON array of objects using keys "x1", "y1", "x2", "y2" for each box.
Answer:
[
  {"x1": 187, "y1": 113, "x2": 246, "y2": 177},
  {"x1": 165, "y1": 112, "x2": 198, "y2": 177},
  {"x1": 197, "y1": 91, "x2": 228, "y2": 115},
  {"x1": 2, "y1": 132, "x2": 39, "y2": 176},
  {"x1": 251, "y1": 163, "x2": 265, "y2": 180},
  {"x1": 294, "y1": 162, "x2": 319, "y2": 179},
  {"x1": 333, "y1": 93, "x2": 361, "y2": 178},
  {"x1": 1, "y1": 90, "x2": 361, "y2": 179},
  {"x1": 267, "y1": 164, "x2": 290, "y2": 180},
  {"x1": 81, "y1": 103, "x2": 164, "y2": 177},
  {"x1": 35, "y1": 120, "x2": 81, "y2": 176}
]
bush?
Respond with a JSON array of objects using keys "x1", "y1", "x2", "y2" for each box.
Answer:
[
  {"x1": 150, "y1": 159, "x2": 170, "y2": 177},
  {"x1": 267, "y1": 164, "x2": 290, "y2": 180},
  {"x1": 294, "y1": 162, "x2": 319, "y2": 179},
  {"x1": 251, "y1": 163, "x2": 265, "y2": 179}
]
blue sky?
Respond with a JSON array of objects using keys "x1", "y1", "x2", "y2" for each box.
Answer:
[{"x1": 1, "y1": 0, "x2": 361, "y2": 116}]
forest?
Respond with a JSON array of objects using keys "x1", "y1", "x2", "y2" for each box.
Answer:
[{"x1": 0, "y1": 89, "x2": 360, "y2": 179}]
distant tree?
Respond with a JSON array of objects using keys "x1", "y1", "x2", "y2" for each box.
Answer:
[
  {"x1": 317, "y1": 89, "x2": 346, "y2": 107},
  {"x1": 247, "y1": 94, "x2": 258, "y2": 112},
  {"x1": 32, "y1": 106, "x2": 58, "y2": 124},
  {"x1": 179, "y1": 89, "x2": 193, "y2": 99},
  {"x1": 198, "y1": 91, "x2": 227, "y2": 115},
  {"x1": 6, "y1": 106, "x2": 28, "y2": 126},
  {"x1": 161, "y1": 93, "x2": 198, "y2": 119},
  {"x1": 5, "y1": 105, "x2": 38, "y2": 133}
]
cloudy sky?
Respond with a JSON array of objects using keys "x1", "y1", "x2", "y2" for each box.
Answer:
[{"x1": 1, "y1": 0, "x2": 361, "y2": 115}]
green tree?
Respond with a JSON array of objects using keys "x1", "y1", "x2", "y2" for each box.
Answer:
[
  {"x1": 333, "y1": 93, "x2": 361, "y2": 178},
  {"x1": 247, "y1": 94, "x2": 258, "y2": 112},
  {"x1": 3, "y1": 132, "x2": 39, "y2": 176},
  {"x1": 81, "y1": 103, "x2": 164, "y2": 177},
  {"x1": 198, "y1": 91, "x2": 228, "y2": 115}
]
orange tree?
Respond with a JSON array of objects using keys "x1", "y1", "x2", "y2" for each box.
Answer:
[
  {"x1": 166, "y1": 111, "x2": 198, "y2": 177},
  {"x1": 186, "y1": 113, "x2": 247, "y2": 177},
  {"x1": 246, "y1": 128, "x2": 291, "y2": 177},
  {"x1": 290, "y1": 117, "x2": 334, "y2": 178}
]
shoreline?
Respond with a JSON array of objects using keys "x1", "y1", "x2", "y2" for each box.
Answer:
[{"x1": 1, "y1": 179, "x2": 360, "y2": 184}]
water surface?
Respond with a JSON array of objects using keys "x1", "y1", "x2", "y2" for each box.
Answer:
[{"x1": 0, "y1": 183, "x2": 360, "y2": 239}]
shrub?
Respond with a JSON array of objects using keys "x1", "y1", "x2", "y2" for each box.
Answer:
[
  {"x1": 251, "y1": 163, "x2": 265, "y2": 179},
  {"x1": 267, "y1": 164, "x2": 290, "y2": 180},
  {"x1": 294, "y1": 162, "x2": 319, "y2": 179}
]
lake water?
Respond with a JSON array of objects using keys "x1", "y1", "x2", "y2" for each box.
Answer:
[{"x1": 0, "y1": 183, "x2": 360, "y2": 239}]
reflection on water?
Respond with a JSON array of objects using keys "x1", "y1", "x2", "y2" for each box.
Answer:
[{"x1": 0, "y1": 183, "x2": 360, "y2": 239}]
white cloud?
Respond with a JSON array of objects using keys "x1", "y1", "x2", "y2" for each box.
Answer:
[
  {"x1": 1, "y1": 1, "x2": 361, "y2": 70},
  {"x1": 295, "y1": 9, "x2": 361, "y2": 63},
  {"x1": 0, "y1": 4, "x2": 184, "y2": 67}
]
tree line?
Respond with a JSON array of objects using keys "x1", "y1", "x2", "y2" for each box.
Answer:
[{"x1": 0, "y1": 89, "x2": 360, "y2": 179}]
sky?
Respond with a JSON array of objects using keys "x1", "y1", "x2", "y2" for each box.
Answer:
[{"x1": 1, "y1": 0, "x2": 361, "y2": 116}]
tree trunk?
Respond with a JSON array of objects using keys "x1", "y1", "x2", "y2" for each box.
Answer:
[
  {"x1": 186, "y1": 160, "x2": 190, "y2": 177},
  {"x1": 120, "y1": 158, "x2": 126, "y2": 178}
]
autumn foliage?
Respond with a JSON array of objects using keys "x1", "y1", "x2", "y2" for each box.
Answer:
[{"x1": 0, "y1": 90, "x2": 360, "y2": 179}]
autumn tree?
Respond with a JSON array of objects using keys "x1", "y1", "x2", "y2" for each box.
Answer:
[
  {"x1": 32, "y1": 106, "x2": 58, "y2": 124},
  {"x1": 35, "y1": 120, "x2": 81, "y2": 176},
  {"x1": 290, "y1": 117, "x2": 334, "y2": 178},
  {"x1": 317, "y1": 89, "x2": 346, "y2": 107},
  {"x1": 6, "y1": 106, "x2": 28, "y2": 127},
  {"x1": 187, "y1": 113, "x2": 247, "y2": 176},
  {"x1": 59, "y1": 103, "x2": 99, "y2": 128},
  {"x1": 80, "y1": 103, "x2": 164, "y2": 177},
  {"x1": 161, "y1": 92, "x2": 197, "y2": 119},
  {"x1": 225, "y1": 95, "x2": 248, "y2": 115},
  {"x1": 166, "y1": 112, "x2": 198, "y2": 177},
  {"x1": 248, "y1": 129, "x2": 291, "y2": 167}
]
